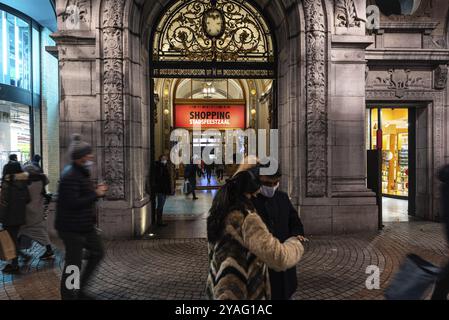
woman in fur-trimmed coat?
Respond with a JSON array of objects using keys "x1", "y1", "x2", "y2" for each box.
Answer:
[{"x1": 206, "y1": 170, "x2": 304, "y2": 300}]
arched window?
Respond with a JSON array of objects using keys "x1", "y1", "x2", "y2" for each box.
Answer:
[{"x1": 152, "y1": 0, "x2": 275, "y2": 79}]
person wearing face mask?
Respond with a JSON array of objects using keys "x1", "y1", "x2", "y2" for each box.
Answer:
[
  {"x1": 252, "y1": 164, "x2": 306, "y2": 300},
  {"x1": 152, "y1": 154, "x2": 173, "y2": 227},
  {"x1": 55, "y1": 134, "x2": 108, "y2": 300},
  {"x1": 206, "y1": 169, "x2": 304, "y2": 300}
]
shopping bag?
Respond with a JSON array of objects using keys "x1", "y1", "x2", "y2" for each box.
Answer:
[
  {"x1": 384, "y1": 254, "x2": 441, "y2": 300},
  {"x1": 0, "y1": 229, "x2": 17, "y2": 261},
  {"x1": 183, "y1": 180, "x2": 191, "y2": 194}
]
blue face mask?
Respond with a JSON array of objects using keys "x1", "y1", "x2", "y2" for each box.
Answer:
[{"x1": 260, "y1": 183, "x2": 279, "y2": 198}]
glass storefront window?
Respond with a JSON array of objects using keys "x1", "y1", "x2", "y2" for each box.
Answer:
[
  {"x1": 368, "y1": 108, "x2": 409, "y2": 198},
  {"x1": 32, "y1": 27, "x2": 40, "y2": 94},
  {"x1": 0, "y1": 100, "x2": 31, "y2": 170},
  {"x1": 0, "y1": 9, "x2": 31, "y2": 90}
]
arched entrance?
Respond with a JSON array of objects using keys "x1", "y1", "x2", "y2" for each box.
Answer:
[
  {"x1": 54, "y1": 0, "x2": 380, "y2": 239},
  {"x1": 147, "y1": 0, "x2": 277, "y2": 235},
  {"x1": 95, "y1": 0, "x2": 313, "y2": 238}
]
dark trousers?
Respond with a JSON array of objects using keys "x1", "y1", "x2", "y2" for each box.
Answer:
[
  {"x1": 4, "y1": 225, "x2": 20, "y2": 266},
  {"x1": 432, "y1": 261, "x2": 449, "y2": 300},
  {"x1": 156, "y1": 193, "x2": 167, "y2": 211},
  {"x1": 206, "y1": 170, "x2": 212, "y2": 182},
  {"x1": 216, "y1": 169, "x2": 224, "y2": 180},
  {"x1": 59, "y1": 230, "x2": 104, "y2": 300}
]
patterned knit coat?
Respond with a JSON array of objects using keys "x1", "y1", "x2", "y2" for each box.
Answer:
[{"x1": 206, "y1": 210, "x2": 304, "y2": 300}]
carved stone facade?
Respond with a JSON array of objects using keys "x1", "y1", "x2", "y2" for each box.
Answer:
[
  {"x1": 303, "y1": 0, "x2": 328, "y2": 197},
  {"x1": 52, "y1": 0, "x2": 449, "y2": 238},
  {"x1": 101, "y1": 0, "x2": 125, "y2": 200}
]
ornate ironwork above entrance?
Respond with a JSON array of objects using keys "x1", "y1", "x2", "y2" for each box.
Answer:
[{"x1": 152, "y1": 0, "x2": 275, "y2": 78}]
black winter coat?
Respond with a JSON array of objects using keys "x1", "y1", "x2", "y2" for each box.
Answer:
[
  {"x1": 252, "y1": 191, "x2": 304, "y2": 300},
  {"x1": 0, "y1": 173, "x2": 30, "y2": 227},
  {"x1": 55, "y1": 163, "x2": 98, "y2": 233},
  {"x1": 153, "y1": 161, "x2": 172, "y2": 194},
  {"x1": 438, "y1": 164, "x2": 449, "y2": 242}
]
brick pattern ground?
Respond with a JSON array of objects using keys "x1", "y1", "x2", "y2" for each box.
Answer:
[{"x1": 1, "y1": 221, "x2": 447, "y2": 300}]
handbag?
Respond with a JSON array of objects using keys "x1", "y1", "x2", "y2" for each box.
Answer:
[
  {"x1": 0, "y1": 229, "x2": 17, "y2": 261},
  {"x1": 385, "y1": 254, "x2": 441, "y2": 300}
]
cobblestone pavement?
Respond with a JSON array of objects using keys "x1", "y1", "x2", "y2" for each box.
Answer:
[{"x1": 1, "y1": 221, "x2": 447, "y2": 300}]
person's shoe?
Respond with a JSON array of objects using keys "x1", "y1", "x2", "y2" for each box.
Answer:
[
  {"x1": 2, "y1": 264, "x2": 19, "y2": 273},
  {"x1": 39, "y1": 250, "x2": 55, "y2": 260},
  {"x1": 192, "y1": 196, "x2": 199, "y2": 200}
]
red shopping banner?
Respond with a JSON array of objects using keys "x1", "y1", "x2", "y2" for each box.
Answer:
[{"x1": 174, "y1": 104, "x2": 246, "y2": 129}]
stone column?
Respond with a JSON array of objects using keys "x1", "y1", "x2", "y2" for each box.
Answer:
[{"x1": 300, "y1": 0, "x2": 378, "y2": 234}]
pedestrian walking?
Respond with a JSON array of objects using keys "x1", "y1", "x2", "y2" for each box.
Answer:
[
  {"x1": 184, "y1": 158, "x2": 199, "y2": 200},
  {"x1": 2, "y1": 154, "x2": 19, "y2": 177},
  {"x1": 252, "y1": 164, "x2": 307, "y2": 300},
  {"x1": 55, "y1": 134, "x2": 108, "y2": 300},
  {"x1": 206, "y1": 169, "x2": 304, "y2": 300},
  {"x1": 18, "y1": 163, "x2": 55, "y2": 260},
  {"x1": 205, "y1": 163, "x2": 214, "y2": 184},
  {"x1": 432, "y1": 164, "x2": 449, "y2": 300},
  {"x1": 216, "y1": 163, "x2": 225, "y2": 181},
  {"x1": 153, "y1": 155, "x2": 173, "y2": 227},
  {"x1": 0, "y1": 161, "x2": 30, "y2": 273}
]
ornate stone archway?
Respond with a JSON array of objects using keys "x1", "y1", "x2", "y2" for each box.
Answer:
[{"x1": 53, "y1": 0, "x2": 379, "y2": 238}]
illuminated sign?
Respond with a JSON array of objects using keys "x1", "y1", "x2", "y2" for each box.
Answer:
[{"x1": 174, "y1": 100, "x2": 246, "y2": 129}]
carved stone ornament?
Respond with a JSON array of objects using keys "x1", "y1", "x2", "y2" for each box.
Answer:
[
  {"x1": 434, "y1": 65, "x2": 448, "y2": 90},
  {"x1": 59, "y1": 0, "x2": 90, "y2": 28},
  {"x1": 335, "y1": 0, "x2": 362, "y2": 28},
  {"x1": 102, "y1": 0, "x2": 125, "y2": 200},
  {"x1": 303, "y1": 0, "x2": 327, "y2": 197},
  {"x1": 374, "y1": 69, "x2": 424, "y2": 98}
]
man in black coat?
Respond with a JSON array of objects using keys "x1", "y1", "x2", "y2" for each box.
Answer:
[
  {"x1": 153, "y1": 155, "x2": 173, "y2": 227},
  {"x1": 252, "y1": 166, "x2": 307, "y2": 300},
  {"x1": 55, "y1": 134, "x2": 108, "y2": 300},
  {"x1": 432, "y1": 164, "x2": 449, "y2": 300},
  {"x1": 2, "y1": 154, "x2": 18, "y2": 177}
]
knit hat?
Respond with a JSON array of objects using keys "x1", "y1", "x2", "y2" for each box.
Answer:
[{"x1": 69, "y1": 134, "x2": 93, "y2": 160}]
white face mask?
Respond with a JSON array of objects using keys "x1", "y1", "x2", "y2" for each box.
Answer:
[
  {"x1": 161, "y1": 160, "x2": 167, "y2": 165},
  {"x1": 83, "y1": 160, "x2": 94, "y2": 170},
  {"x1": 260, "y1": 183, "x2": 279, "y2": 198}
]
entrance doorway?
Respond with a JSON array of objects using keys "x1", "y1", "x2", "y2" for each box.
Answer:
[{"x1": 366, "y1": 106, "x2": 417, "y2": 225}]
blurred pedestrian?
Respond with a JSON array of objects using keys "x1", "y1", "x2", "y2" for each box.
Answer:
[
  {"x1": 2, "y1": 154, "x2": 19, "y2": 177},
  {"x1": 432, "y1": 164, "x2": 449, "y2": 300},
  {"x1": 184, "y1": 157, "x2": 199, "y2": 200},
  {"x1": 55, "y1": 134, "x2": 107, "y2": 300},
  {"x1": 216, "y1": 163, "x2": 225, "y2": 181},
  {"x1": 18, "y1": 163, "x2": 55, "y2": 260},
  {"x1": 153, "y1": 155, "x2": 173, "y2": 227},
  {"x1": 0, "y1": 161, "x2": 30, "y2": 273}
]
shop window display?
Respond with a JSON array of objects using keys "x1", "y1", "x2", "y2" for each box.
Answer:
[
  {"x1": 0, "y1": 100, "x2": 31, "y2": 170},
  {"x1": 368, "y1": 108, "x2": 409, "y2": 198}
]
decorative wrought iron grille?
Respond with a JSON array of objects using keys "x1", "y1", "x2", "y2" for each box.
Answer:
[{"x1": 152, "y1": 0, "x2": 275, "y2": 78}]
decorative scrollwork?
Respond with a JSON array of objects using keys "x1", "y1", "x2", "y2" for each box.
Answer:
[{"x1": 153, "y1": 0, "x2": 274, "y2": 63}]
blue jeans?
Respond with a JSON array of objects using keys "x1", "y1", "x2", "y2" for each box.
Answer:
[{"x1": 156, "y1": 193, "x2": 167, "y2": 211}]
